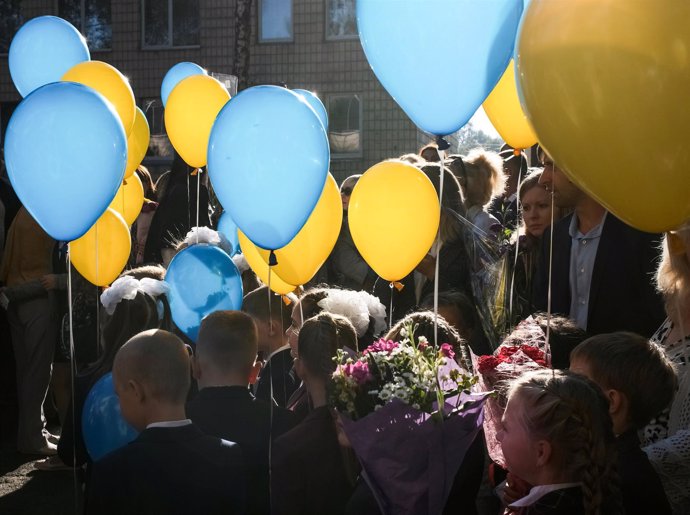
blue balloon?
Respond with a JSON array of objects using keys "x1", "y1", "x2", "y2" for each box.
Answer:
[
  {"x1": 9, "y1": 16, "x2": 90, "y2": 98},
  {"x1": 294, "y1": 89, "x2": 329, "y2": 131},
  {"x1": 161, "y1": 62, "x2": 207, "y2": 107},
  {"x1": 217, "y1": 211, "x2": 240, "y2": 256},
  {"x1": 357, "y1": 0, "x2": 522, "y2": 136},
  {"x1": 82, "y1": 373, "x2": 138, "y2": 461},
  {"x1": 4, "y1": 81, "x2": 127, "y2": 241},
  {"x1": 165, "y1": 244, "x2": 243, "y2": 342},
  {"x1": 208, "y1": 85, "x2": 329, "y2": 250}
]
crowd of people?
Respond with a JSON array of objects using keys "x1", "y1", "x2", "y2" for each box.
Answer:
[{"x1": 0, "y1": 142, "x2": 688, "y2": 515}]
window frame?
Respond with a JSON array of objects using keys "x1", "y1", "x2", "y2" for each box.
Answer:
[
  {"x1": 141, "y1": 0, "x2": 201, "y2": 51},
  {"x1": 258, "y1": 0, "x2": 294, "y2": 44},
  {"x1": 324, "y1": 0, "x2": 358, "y2": 42},
  {"x1": 55, "y1": 0, "x2": 113, "y2": 52},
  {"x1": 327, "y1": 93, "x2": 363, "y2": 160}
]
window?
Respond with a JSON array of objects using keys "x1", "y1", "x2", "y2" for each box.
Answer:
[
  {"x1": 142, "y1": 0, "x2": 200, "y2": 49},
  {"x1": 141, "y1": 98, "x2": 174, "y2": 161},
  {"x1": 325, "y1": 0, "x2": 357, "y2": 40},
  {"x1": 0, "y1": 1, "x2": 22, "y2": 55},
  {"x1": 259, "y1": 0, "x2": 293, "y2": 43},
  {"x1": 58, "y1": 0, "x2": 112, "y2": 51},
  {"x1": 328, "y1": 94, "x2": 362, "y2": 158}
]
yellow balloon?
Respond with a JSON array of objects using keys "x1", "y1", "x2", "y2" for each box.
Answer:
[
  {"x1": 238, "y1": 231, "x2": 296, "y2": 295},
  {"x1": 70, "y1": 209, "x2": 132, "y2": 287},
  {"x1": 482, "y1": 60, "x2": 537, "y2": 150},
  {"x1": 253, "y1": 174, "x2": 342, "y2": 285},
  {"x1": 349, "y1": 161, "x2": 440, "y2": 282},
  {"x1": 517, "y1": 0, "x2": 690, "y2": 232},
  {"x1": 62, "y1": 61, "x2": 136, "y2": 135},
  {"x1": 125, "y1": 107, "x2": 150, "y2": 179},
  {"x1": 109, "y1": 174, "x2": 144, "y2": 226},
  {"x1": 164, "y1": 75, "x2": 230, "y2": 168}
]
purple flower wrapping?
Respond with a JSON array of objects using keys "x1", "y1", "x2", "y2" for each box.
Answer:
[{"x1": 340, "y1": 391, "x2": 489, "y2": 515}]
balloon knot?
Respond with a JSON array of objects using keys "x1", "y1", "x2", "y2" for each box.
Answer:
[
  {"x1": 190, "y1": 168, "x2": 199, "y2": 176},
  {"x1": 513, "y1": 148, "x2": 521, "y2": 156},
  {"x1": 435, "y1": 136, "x2": 450, "y2": 151},
  {"x1": 390, "y1": 281, "x2": 405, "y2": 291},
  {"x1": 269, "y1": 251, "x2": 278, "y2": 266},
  {"x1": 281, "y1": 295, "x2": 293, "y2": 306}
]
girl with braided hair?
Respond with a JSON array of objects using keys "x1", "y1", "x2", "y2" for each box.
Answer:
[
  {"x1": 498, "y1": 370, "x2": 622, "y2": 515},
  {"x1": 271, "y1": 312, "x2": 356, "y2": 515}
]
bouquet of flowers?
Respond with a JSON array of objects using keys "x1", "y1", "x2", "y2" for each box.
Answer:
[
  {"x1": 472, "y1": 316, "x2": 550, "y2": 467},
  {"x1": 330, "y1": 324, "x2": 488, "y2": 515}
]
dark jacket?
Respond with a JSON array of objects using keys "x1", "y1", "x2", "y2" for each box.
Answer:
[
  {"x1": 85, "y1": 424, "x2": 246, "y2": 515},
  {"x1": 271, "y1": 406, "x2": 354, "y2": 515},
  {"x1": 534, "y1": 213, "x2": 664, "y2": 337},
  {"x1": 253, "y1": 346, "x2": 298, "y2": 409},
  {"x1": 186, "y1": 386, "x2": 298, "y2": 515},
  {"x1": 617, "y1": 429, "x2": 671, "y2": 515}
]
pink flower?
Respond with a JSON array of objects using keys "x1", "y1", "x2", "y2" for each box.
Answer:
[
  {"x1": 440, "y1": 343, "x2": 455, "y2": 360},
  {"x1": 364, "y1": 338, "x2": 399, "y2": 355},
  {"x1": 343, "y1": 361, "x2": 373, "y2": 384},
  {"x1": 418, "y1": 341, "x2": 429, "y2": 351}
]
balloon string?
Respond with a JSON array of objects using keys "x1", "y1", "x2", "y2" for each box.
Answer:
[
  {"x1": 67, "y1": 254, "x2": 79, "y2": 514},
  {"x1": 508, "y1": 156, "x2": 526, "y2": 320},
  {"x1": 95, "y1": 219, "x2": 99, "y2": 288},
  {"x1": 186, "y1": 170, "x2": 191, "y2": 230},
  {"x1": 267, "y1": 267, "x2": 274, "y2": 337},
  {"x1": 196, "y1": 169, "x2": 201, "y2": 244},
  {"x1": 546, "y1": 187, "x2": 555, "y2": 373},
  {"x1": 389, "y1": 282, "x2": 394, "y2": 330},
  {"x1": 434, "y1": 148, "x2": 448, "y2": 349}
]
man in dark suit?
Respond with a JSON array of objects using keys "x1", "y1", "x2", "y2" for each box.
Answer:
[
  {"x1": 534, "y1": 149, "x2": 664, "y2": 337},
  {"x1": 86, "y1": 329, "x2": 246, "y2": 515},
  {"x1": 187, "y1": 311, "x2": 298, "y2": 515}
]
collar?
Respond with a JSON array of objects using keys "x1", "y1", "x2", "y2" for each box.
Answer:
[
  {"x1": 146, "y1": 419, "x2": 192, "y2": 429},
  {"x1": 568, "y1": 212, "x2": 607, "y2": 239},
  {"x1": 509, "y1": 483, "x2": 581, "y2": 508}
]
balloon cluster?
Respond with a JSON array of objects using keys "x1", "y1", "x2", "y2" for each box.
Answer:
[{"x1": 5, "y1": 16, "x2": 149, "y2": 286}]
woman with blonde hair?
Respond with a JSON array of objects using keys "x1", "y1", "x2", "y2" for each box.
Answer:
[
  {"x1": 446, "y1": 149, "x2": 506, "y2": 238},
  {"x1": 643, "y1": 223, "x2": 690, "y2": 514}
]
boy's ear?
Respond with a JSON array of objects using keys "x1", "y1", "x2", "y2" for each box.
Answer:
[
  {"x1": 129, "y1": 379, "x2": 145, "y2": 403},
  {"x1": 535, "y1": 439, "x2": 552, "y2": 468},
  {"x1": 607, "y1": 389, "x2": 627, "y2": 417}
]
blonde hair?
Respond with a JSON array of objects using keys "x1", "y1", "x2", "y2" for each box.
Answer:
[
  {"x1": 509, "y1": 370, "x2": 622, "y2": 515},
  {"x1": 448, "y1": 149, "x2": 506, "y2": 209},
  {"x1": 657, "y1": 221, "x2": 690, "y2": 317}
]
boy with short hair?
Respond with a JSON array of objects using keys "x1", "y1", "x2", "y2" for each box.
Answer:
[
  {"x1": 187, "y1": 310, "x2": 297, "y2": 515},
  {"x1": 570, "y1": 332, "x2": 677, "y2": 515},
  {"x1": 86, "y1": 329, "x2": 246, "y2": 515}
]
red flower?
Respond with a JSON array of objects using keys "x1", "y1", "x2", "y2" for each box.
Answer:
[{"x1": 478, "y1": 355, "x2": 501, "y2": 374}]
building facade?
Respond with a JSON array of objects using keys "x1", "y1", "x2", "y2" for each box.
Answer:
[{"x1": 0, "y1": 0, "x2": 445, "y2": 182}]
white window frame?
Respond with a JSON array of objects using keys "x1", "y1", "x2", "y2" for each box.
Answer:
[
  {"x1": 141, "y1": 0, "x2": 200, "y2": 50},
  {"x1": 327, "y1": 93, "x2": 363, "y2": 160},
  {"x1": 258, "y1": 0, "x2": 294, "y2": 43}
]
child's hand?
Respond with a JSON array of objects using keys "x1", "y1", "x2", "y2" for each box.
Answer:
[{"x1": 503, "y1": 472, "x2": 532, "y2": 506}]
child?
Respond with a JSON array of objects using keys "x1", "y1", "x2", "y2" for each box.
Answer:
[
  {"x1": 271, "y1": 312, "x2": 356, "y2": 515},
  {"x1": 498, "y1": 369, "x2": 622, "y2": 515},
  {"x1": 242, "y1": 285, "x2": 299, "y2": 407},
  {"x1": 570, "y1": 332, "x2": 676, "y2": 515},
  {"x1": 187, "y1": 310, "x2": 297, "y2": 515},
  {"x1": 86, "y1": 329, "x2": 246, "y2": 515}
]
